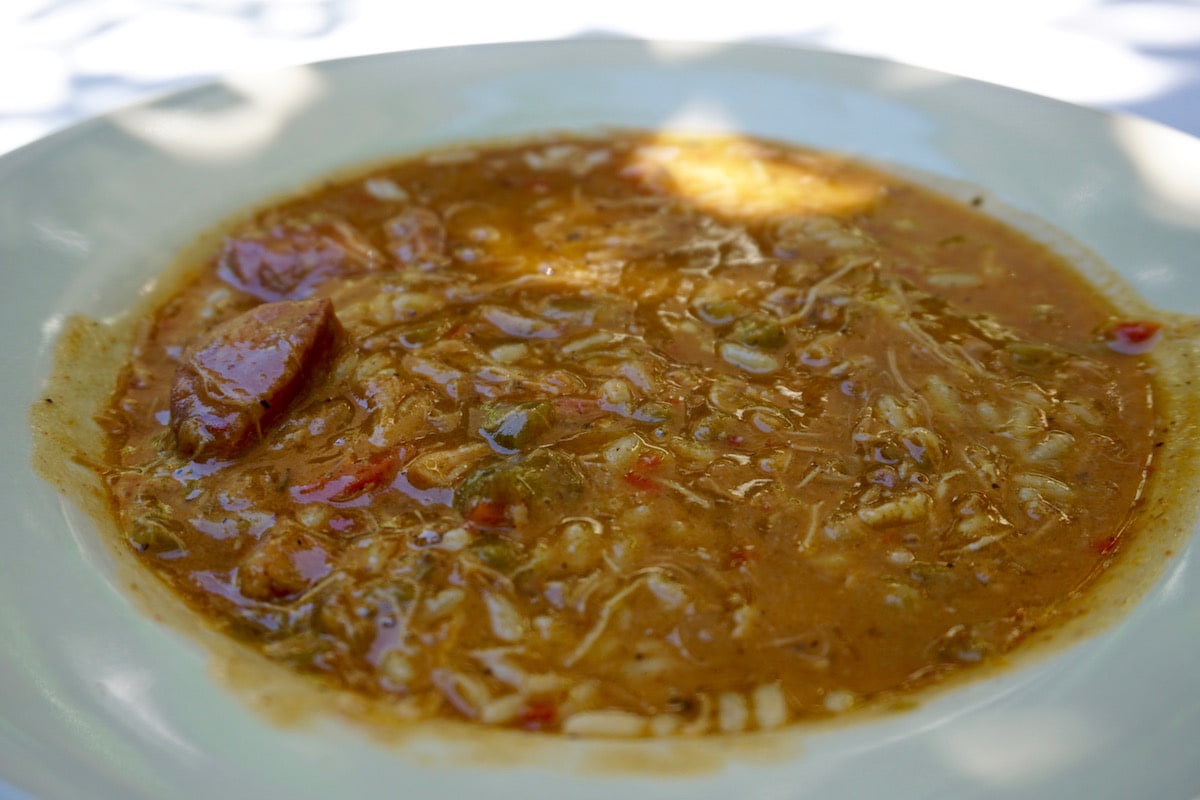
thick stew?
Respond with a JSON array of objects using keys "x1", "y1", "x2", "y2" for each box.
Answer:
[{"x1": 96, "y1": 132, "x2": 1160, "y2": 736}]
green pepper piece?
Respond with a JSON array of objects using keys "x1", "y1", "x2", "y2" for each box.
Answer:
[
  {"x1": 478, "y1": 400, "x2": 555, "y2": 452},
  {"x1": 455, "y1": 449, "x2": 584, "y2": 532},
  {"x1": 633, "y1": 400, "x2": 673, "y2": 424},
  {"x1": 1004, "y1": 341, "x2": 1068, "y2": 371},
  {"x1": 727, "y1": 314, "x2": 786, "y2": 349},
  {"x1": 471, "y1": 535, "x2": 521, "y2": 572}
]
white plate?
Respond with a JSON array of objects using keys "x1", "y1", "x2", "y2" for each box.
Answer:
[{"x1": 5, "y1": 40, "x2": 1200, "y2": 800}]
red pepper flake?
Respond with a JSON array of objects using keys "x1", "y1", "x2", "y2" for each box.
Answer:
[
  {"x1": 520, "y1": 699, "x2": 557, "y2": 730},
  {"x1": 466, "y1": 499, "x2": 509, "y2": 528},
  {"x1": 339, "y1": 454, "x2": 397, "y2": 495},
  {"x1": 725, "y1": 434, "x2": 745, "y2": 446},
  {"x1": 729, "y1": 543, "x2": 757, "y2": 568},
  {"x1": 1105, "y1": 320, "x2": 1162, "y2": 355},
  {"x1": 290, "y1": 452, "x2": 398, "y2": 504},
  {"x1": 1094, "y1": 535, "x2": 1120, "y2": 555},
  {"x1": 637, "y1": 452, "x2": 663, "y2": 469},
  {"x1": 622, "y1": 471, "x2": 659, "y2": 492}
]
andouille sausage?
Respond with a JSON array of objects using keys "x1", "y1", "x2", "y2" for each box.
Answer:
[
  {"x1": 217, "y1": 214, "x2": 381, "y2": 301},
  {"x1": 170, "y1": 298, "x2": 343, "y2": 459}
]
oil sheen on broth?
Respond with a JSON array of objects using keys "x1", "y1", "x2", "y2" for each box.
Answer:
[{"x1": 97, "y1": 131, "x2": 1161, "y2": 737}]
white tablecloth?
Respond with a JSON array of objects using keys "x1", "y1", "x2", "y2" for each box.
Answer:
[{"x1": 2, "y1": 0, "x2": 1199, "y2": 156}]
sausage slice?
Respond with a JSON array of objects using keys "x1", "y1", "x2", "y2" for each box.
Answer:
[
  {"x1": 218, "y1": 214, "x2": 380, "y2": 301},
  {"x1": 170, "y1": 298, "x2": 343, "y2": 459}
]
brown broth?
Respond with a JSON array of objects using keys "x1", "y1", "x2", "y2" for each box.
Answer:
[{"x1": 80, "y1": 131, "x2": 1171, "y2": 737}]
